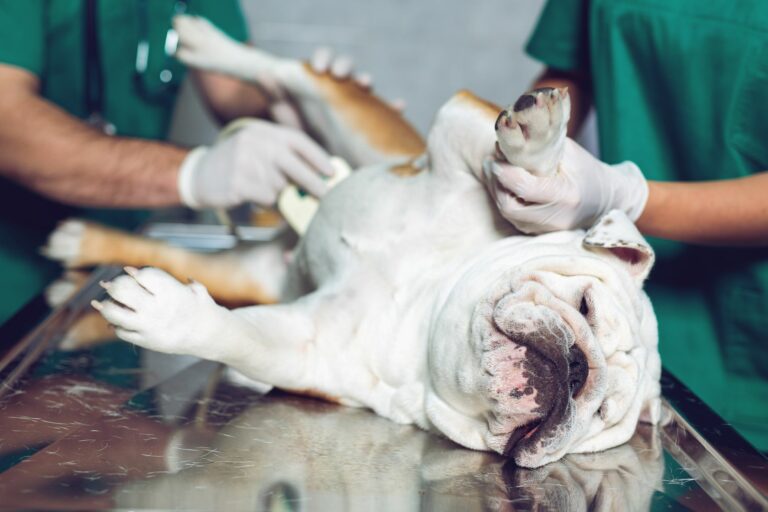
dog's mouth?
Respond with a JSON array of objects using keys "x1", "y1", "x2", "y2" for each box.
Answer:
[
  {"x1": 500, "y1": 339, "x2": 589, "y2": 459},
  {"x1": 506, "y1": 420, "x2": 541, "y2": 453},
  {"x1": 479, "y1": 282, "x2": 594, "y2": 463},
  {"x1": 504, "y1": 345, "x2": 589, "y2": 457}
]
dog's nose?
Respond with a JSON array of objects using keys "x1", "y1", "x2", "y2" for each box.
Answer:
[{"x1": 513, "y1": 94, "x2": 537, "y2": 112}]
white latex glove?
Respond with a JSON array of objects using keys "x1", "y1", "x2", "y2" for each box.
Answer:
[
  {"x1": 483, "y1": 138, "x2": 648, "y2": 234},
  {"x1": 266, "y1": 47, "x2": 372, "y2": 129},
  {"x1": 177, "y1": 119, "x2": 334, "y2": 209},
  {"x1": 310, "y1": 47, "x2": 364, "y2": 84},
  {"x1": 310, "y1": 47, "x2": 405, "y2": 112}
]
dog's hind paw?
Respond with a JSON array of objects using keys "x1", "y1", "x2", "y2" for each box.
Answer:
[
  {"x1": 173, "y1": 14, "x2": 292, "y2": 91},
  {"x1": 41, "y1": 219, "x2": 87, "y2": 268},
  {"x1": 173, "y1": 15, "x2": 249, "y2": 75}
]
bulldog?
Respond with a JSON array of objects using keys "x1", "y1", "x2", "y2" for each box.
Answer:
[{"x1": 43, "y1": 15, "x2": 661, "y2": 468}]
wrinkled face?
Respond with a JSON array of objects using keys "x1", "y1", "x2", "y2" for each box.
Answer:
[
  {"x1": 472, "y1": 263, "x2": 654, "y2": 467},
  {"x1": 427, "y1": 216, "x2": 660, "y2": 468}
]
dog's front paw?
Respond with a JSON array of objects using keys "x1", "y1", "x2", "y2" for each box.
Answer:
[
  {"x1": 495, "y1": 87, "x2": 570, "y2": 176},
  {"x1": 93, "y1": 267, "x2": 222, "y2": 356},
  {"x1": 173, "y1": 15, "x2": 244, "y2": 75}
]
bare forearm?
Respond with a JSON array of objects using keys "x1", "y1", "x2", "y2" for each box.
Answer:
[
  {"x1": 191, "y1": 70, "x2": 272, "y2": 124},
  {"x1": 637, "y1": 174, "x2": 768, "y2": 245},
  {"x1": 0, "y1": 67, "x2": 185, "y2": 207},
  {"x1": 532, "y1": 68, "x2": 593, "y2": 137}
]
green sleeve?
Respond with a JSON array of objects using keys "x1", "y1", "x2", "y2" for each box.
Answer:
[
  {"x1": 0, "y1": 0, "x2": 45, "y2": 74},
  {"x1": 526, "y1": 0, "x2": 590, "y2": 72},
  {"x1": 193, "y1": 0, "x2": 249, "y2": 43}
]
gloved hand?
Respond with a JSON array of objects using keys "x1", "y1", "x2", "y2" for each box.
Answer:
[
  {"x1": 310, "y1": 47, "x2": 369, "y2": 86},
  {"x1": 265, "y1": 47, "x2": 373, "y2": 129},
  {"x1": 177, "y1": 119, "x2": 334, "y2": 209},
  {"x1": 483, "y1": 138, "x2": 648, "y2": 234},
  {"x1": 310, "y1": 47, "x2": 405, "y2": 111}
]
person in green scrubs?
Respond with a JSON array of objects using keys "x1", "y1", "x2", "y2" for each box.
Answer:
[
  {"x1": 0, "y1": 1, "x2": 341, "y2": 325},
  {"x1": 485, "y1": 0, "x2": 768, "y2": 450}
]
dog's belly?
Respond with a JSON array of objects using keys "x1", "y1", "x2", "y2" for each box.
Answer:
[
  {"x1": 297, "y1": 163, "x2": 510, "y2": 289},
  {"x1": 287, "y1": 164, "x2": 514, "y2": 417}
]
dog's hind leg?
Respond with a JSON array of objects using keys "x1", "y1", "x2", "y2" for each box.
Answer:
[
  {"x1": 173, "y1": 14, "x2": 425, "y2": 167},
  {"x1": 420, "y1": 90, "x2": 502, "y2": 183},
  {"x1": 42, "y1": 219, "x2": 289, "y2": 306}
]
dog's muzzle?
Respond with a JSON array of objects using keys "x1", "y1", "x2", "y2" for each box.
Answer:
[{"x1": 484, "y1": 291, "x2": 590, "y2": 459}]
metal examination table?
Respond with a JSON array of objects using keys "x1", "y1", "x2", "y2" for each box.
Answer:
[{"x1": 0, "y1": 222, "x2": 766, "y2": 511}]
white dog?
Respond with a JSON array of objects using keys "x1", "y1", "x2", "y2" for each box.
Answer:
[{"x1": 45, "y1": 16, "x2": 661, "y2": 468}]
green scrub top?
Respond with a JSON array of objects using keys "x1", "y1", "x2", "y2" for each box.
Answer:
[
  {"x1": 0, "y1": 0, "x2": 247, "y2": 325},
  {"x1": 528, "y1": 0, "x2": 768, "y2": 450}
]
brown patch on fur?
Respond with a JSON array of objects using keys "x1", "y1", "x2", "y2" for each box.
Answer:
[
  {"x1": 390, "y1": 158, "x2": 423, "y2": 177},
  {"x1": 303, "y1": 63, "x2": 426, "y2": 157},
  {"x1": 455, "y1": 90, "x2": 502, "y2": 119},
  {"x1": 72, "y1": 222, "x2": 278, "y2": 307},
  {"x1": 286, "y1": 387, "x2": 341, "y2": 404}
]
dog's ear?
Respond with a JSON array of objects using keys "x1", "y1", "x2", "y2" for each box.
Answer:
[{"x1": 583, "y1": 210, "x2": 655, "y2": 284}]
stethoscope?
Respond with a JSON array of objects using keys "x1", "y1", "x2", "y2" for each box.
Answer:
[
  {"x1": 133, "y1": 0, "x2": 189, "y2": 102},
  {"x1": 84, "y1": 0, "x2": 188, "y2": 134}
]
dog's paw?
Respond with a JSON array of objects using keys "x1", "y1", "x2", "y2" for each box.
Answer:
[
  {"x1": 495, "y1": 87, "x2": 570, "y2": 176},
  {"x1": 41, "y1": 219, "x2": 87, "y2": 268},
  {"x1": 174, "y1": 15, "x2": 247, "y2": 75},
  {"x1": 174, "y1": 14, "x2": 298, "y2": 93},
  {"x1": 93, "y1": 267, "x2": 222, "y2": 356}
]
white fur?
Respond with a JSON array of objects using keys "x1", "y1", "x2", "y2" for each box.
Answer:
[
  {"x1": 95, "y1": 18, "x2": 661, "y2": 468},
  {"x1": 41, "y1": 219, "x2": 85, "y2": 268}
]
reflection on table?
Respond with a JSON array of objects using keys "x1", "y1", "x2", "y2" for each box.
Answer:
[{"x1": 0, "y1": 356, "x2": 667, "y2": 511}]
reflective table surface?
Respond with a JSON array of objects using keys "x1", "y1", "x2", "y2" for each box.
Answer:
[{"x1": 1, "y1": 225, "x2": 767, "y2": 511}]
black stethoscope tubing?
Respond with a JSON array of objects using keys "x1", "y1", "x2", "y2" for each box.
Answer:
[{"x1": 83, "y1": 0, "x2": 187, "y2": 133}]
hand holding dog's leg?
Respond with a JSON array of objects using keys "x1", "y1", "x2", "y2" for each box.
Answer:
[
  {"x1": 174, "y1": 15, "x2": 423, "y2": 166},
  {"x1": 484, "y1": 141, "x2": 648, "y2": 234},
  {"x1": 486, "y1": 88, "x2": 647, "y2": 233}
]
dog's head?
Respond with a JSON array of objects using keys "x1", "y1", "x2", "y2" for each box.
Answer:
[{"x1": 426, "y1": 211, "x2": 660, "y2": 468}]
